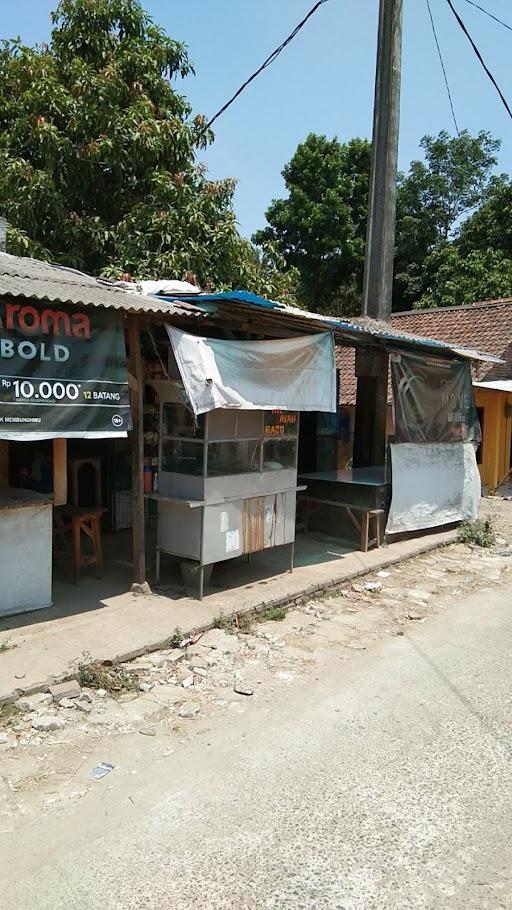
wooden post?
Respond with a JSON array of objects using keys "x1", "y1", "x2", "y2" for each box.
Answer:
[
  {"x1": 353, "y1": 349, "x2": 389, "y2": 468},
  {"x1": 128, "y1": 318, "x2": 146, "y2": 586},
  {"x1": 52, "y1": 439, "x2": 67, "y2": 506}
]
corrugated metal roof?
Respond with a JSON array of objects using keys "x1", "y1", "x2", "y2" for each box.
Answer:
[
  {"x1": 171, "y1": 291, "x2": 501, "y2": 364},
  {"x1": 0, "y1": 253, "x2": 202, "y2": 318}
]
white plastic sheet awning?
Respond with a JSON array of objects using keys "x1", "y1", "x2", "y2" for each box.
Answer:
[{"x1": 167, "y1": 327, "x2": 337, "y2": 416}]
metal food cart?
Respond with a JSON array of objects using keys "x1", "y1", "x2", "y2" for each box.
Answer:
[{"x1": 147, "y1": 381, "x2": 303, "y2": 598}]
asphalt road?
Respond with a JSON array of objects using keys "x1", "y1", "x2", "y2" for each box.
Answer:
[{"x1": 5, "y1": 584, "x2": 512, "y2": 909}]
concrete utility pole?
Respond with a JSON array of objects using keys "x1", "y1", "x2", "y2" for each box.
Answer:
[{"x1": 352, "y1": 0, "x2": 403, "y2": 468}]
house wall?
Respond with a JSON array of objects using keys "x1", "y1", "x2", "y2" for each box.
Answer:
[{"x1": 474, "y1": 388, "x2": 512, "y2": 489}]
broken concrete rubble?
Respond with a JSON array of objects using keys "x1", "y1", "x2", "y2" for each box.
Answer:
[
  {"x1": 200, "y1": 628, "x2": 241, "y2": 654},
  {"x1": 234, "y1": 674, "x2": 254, "y2": 696},
  {"x1": 178, "y1": 701, "x2": 200, "y2": 718},
  {"x1": 49, "y1": 680, "x2": 81, "y2": 702},
  {"x1": 31, "y1": 716, "x2": 66, "y2": 732}
]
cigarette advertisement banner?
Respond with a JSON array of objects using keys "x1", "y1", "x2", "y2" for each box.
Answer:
[
  {"x1": 390, "y1": 351, "x2": 480, "y2": 445},
  {"x1": 0, "y1": 300, "x2": 131, "y2": 438}
]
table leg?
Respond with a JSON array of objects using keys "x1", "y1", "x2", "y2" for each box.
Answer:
[
  {"x1": 361, "y1": 511, "x2": 369, "y2": 553},
  {"x1": 155, "y1": 547, "x2": 161, "y2": 587},
  {"x1": 198, "y1": 565, "x2": 204, "y2": 601},
  {"x1": 289, "y1": 540, "x2": 295, "y2": 573},
  {"x1": 73, "y1": 518, "x2": 81, "y2": 585},
  {"x1": 92, "y1": 518, "x2": 102, "y2": 578}
]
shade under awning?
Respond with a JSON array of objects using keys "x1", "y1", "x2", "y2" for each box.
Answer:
[{"x1": 167, "y1": 327, "x2": 337, "y2": 416}]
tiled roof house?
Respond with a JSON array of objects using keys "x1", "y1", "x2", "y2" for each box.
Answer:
[
  {"x1": 336, "y1": 298, "x2": 512, "y2": 489},
  {"x1": 337, "y1": 298, "x2": 512, "y2": 405}
]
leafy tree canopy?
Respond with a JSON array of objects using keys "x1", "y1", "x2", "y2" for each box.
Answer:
[
  {"x1": 253, "y1": 133, "x2": 371, "y2": 315},
  {"x1": 0, "y1": 0, "x2": 297, "y2": 300},
  {"x1": 255, "y1": 128, "x2": 510, "y2": 313},
  {"x1": 411, "y1": 244, "x2": 512, "y2": 310},
  {"x1": 395, "y1": 130, "x2": 502, "y2": 309}
]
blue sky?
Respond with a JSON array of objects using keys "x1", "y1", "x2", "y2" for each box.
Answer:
[{"x1": 3, "y1": 0, "x2": 511, "y2": 237}]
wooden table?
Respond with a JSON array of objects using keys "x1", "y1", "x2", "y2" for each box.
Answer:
[{"x1": 298, "y1": 467, "x2": 391, "y2": 552}]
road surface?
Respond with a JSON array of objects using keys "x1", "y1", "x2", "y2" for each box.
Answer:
[{"x1": 4, "y1": 584, "x2": 512, "y2": 909}]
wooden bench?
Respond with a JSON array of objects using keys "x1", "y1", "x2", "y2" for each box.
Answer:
[{"x1": 299, "y1": 496, "x2": 385, "y2": 552}]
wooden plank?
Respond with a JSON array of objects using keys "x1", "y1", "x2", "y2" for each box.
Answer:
[
  {"x1": 128, "y1": 318, "x2": 146, "y2": 586},
  {"x1": 52, "y1": 439, "x2": 67, "y2": 506}
]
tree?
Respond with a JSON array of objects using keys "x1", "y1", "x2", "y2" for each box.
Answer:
[
  {"x1": 0, "y1": 0, "x2": 295, "y2": 299},
  {"x1": 458, "y1": 176, "x2": 512, "y2": 260},
  {"x1": 394, "y1": 130, "x2": 501, "y2": 309},
  {"x1": 253, "y1": 133, "x2": 371, "y2": 315},
  {"x1": 412, "y1": 244, "x2": 512, "y2": 310}
]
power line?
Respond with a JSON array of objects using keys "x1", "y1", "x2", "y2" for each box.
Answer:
[
  {"x1": 445, "y1": 0, "x2": 512, "y2": 121},
  {"x1": 426, "y1": 0, "x2": 460, "y2": 134},
  {"x1": 203, "y1": 0, "x2": 331, "y2": 133},
  {"x1": 462, "y1": 0, "x2": 512, "y2": 34}
]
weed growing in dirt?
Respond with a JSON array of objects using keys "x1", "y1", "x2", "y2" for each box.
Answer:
[
  {"x1": 212, "y1": 612, "x2": 233, "y2": 632},
  {"x1": 70, "y1": 652, "x2": 138, "y2": 695},
  {"x1": 0, "y1": 702, "x2": 20, "y2": 726},
  {"x1": 457, "y1": 519, "x2": 496, "y2": 548},
  {"x1": 0, "y1": 640, "x2": 17, "y2": 655},
  {"x1": 258, "y1": 606, "x2": 286, "y2": 623},
  {"x1": 169, "y1": 627, "x2": 184, "y2": 649}
]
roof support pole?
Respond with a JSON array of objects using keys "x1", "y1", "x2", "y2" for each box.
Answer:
[
  {"x1": 353, "y1": 0, "x2": 403, "y2": 468},
  {"x1": 128, "y1": 317, "x2": 146, "y2": 587}
]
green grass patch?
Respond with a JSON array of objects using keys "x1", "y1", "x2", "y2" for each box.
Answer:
[
  {"x1": 257, "y1": 606, "x2": 286, "y2": 623},
  {"x1": 457, "y1": 518, "x2": 497, "y2": 548}
]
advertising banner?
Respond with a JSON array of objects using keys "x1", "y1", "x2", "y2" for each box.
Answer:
[
  {"x1": 0, "y1": 300, "x2": 131, "y2": 438},
  {"x1": 390, "y1": 351, "x2": 481, "y2": 445}
]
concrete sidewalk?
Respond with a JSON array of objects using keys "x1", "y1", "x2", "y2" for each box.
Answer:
[{"x1": 0, "y1": 528, "x2": 457, "y2": 702}]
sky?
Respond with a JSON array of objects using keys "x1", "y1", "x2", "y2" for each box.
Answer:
[{"x1": 2, "y1": 0, "x2": 511, "y2": 238}]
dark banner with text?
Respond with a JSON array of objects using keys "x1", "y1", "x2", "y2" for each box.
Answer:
[
  {"x1": 0, "y1": 300, "x2": 131, "y2": 437},
  {"x1": 390, "y1": 351, "x2": 481, "y2": 445}
]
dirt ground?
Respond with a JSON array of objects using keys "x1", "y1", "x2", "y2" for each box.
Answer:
[{"x1": 1, "y1": 498, "x2": 511, "y2": 828}]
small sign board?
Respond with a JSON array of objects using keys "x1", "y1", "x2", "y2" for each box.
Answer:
[{"x1": 263, "y1": 410, "x2": 298, "y2": 436}]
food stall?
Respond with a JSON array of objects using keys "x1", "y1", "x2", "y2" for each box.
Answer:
[{"x1": 146, "y1": 326, "x2": 337, "y2": 598}]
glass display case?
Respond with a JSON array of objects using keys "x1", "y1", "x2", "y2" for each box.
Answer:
[{"x1": 148, "y1": 399, "x2": 304, "y2": 598}]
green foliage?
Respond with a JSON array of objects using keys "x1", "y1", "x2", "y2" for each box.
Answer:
[
  {"x1": 0, "y1": 640, "x2": 17, "y2": 654},
  {"x1": 0, "y1": 0, "x2": 295, "y2": 299},
  {"x1": 254, "y1": 128, "x2": 506, "y2": 314},
  {"x1": 212, "y1": 611, "x2": 233, "y2": 632},
  {"x1": 394, "y1": 130, "x2": 501, "y2": 310},
  {"x1": 0, "y1": 703, "x2": 20, "y2": 726},
  {"x1": 253, "y1": 133, "x2": 371, "y2": 315},
  {"x1": 411, "y1": 244, "x2": 512, "y2": 310},
  {"x1": 458, "y1": 177, "x2": 512, "y2": 260},
  {"x1": 258, "y1": 606, "x2": 286, "y2": 623},
  {"x1": 71, "y1": 652, "x2": 137, "y2": 694},
  {"x1": 169, "y1": 628, "x2": 184, "y2": 649},
  {"x1": 457, "y1": 519, "x2": 496, "y2": 549}
]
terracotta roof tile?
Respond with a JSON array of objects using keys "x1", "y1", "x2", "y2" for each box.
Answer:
[{"x1": 336, "y1": 299, "x2": 512, "y2": 405}]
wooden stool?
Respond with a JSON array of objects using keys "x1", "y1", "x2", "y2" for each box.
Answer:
[
  {"x1": 63, "y1": 508, "x2": 104, "y2": 583},
  {"x1": 361, "y1": 509, "x2": 384, "y2": 552}
]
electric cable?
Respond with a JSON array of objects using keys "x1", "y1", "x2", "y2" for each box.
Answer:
[
  {"x1": 462, "y1": 0, "x2": 512, "y2": 34},
  {"x1": 203, "y1": 0, "x2": 331, "y2": 134},
  {"x1": 445, "y1": 0, "x2": 512, "y2": 121},
  {"x1": 426, "y1": 0, "x2": 460, "y2": 134}
]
